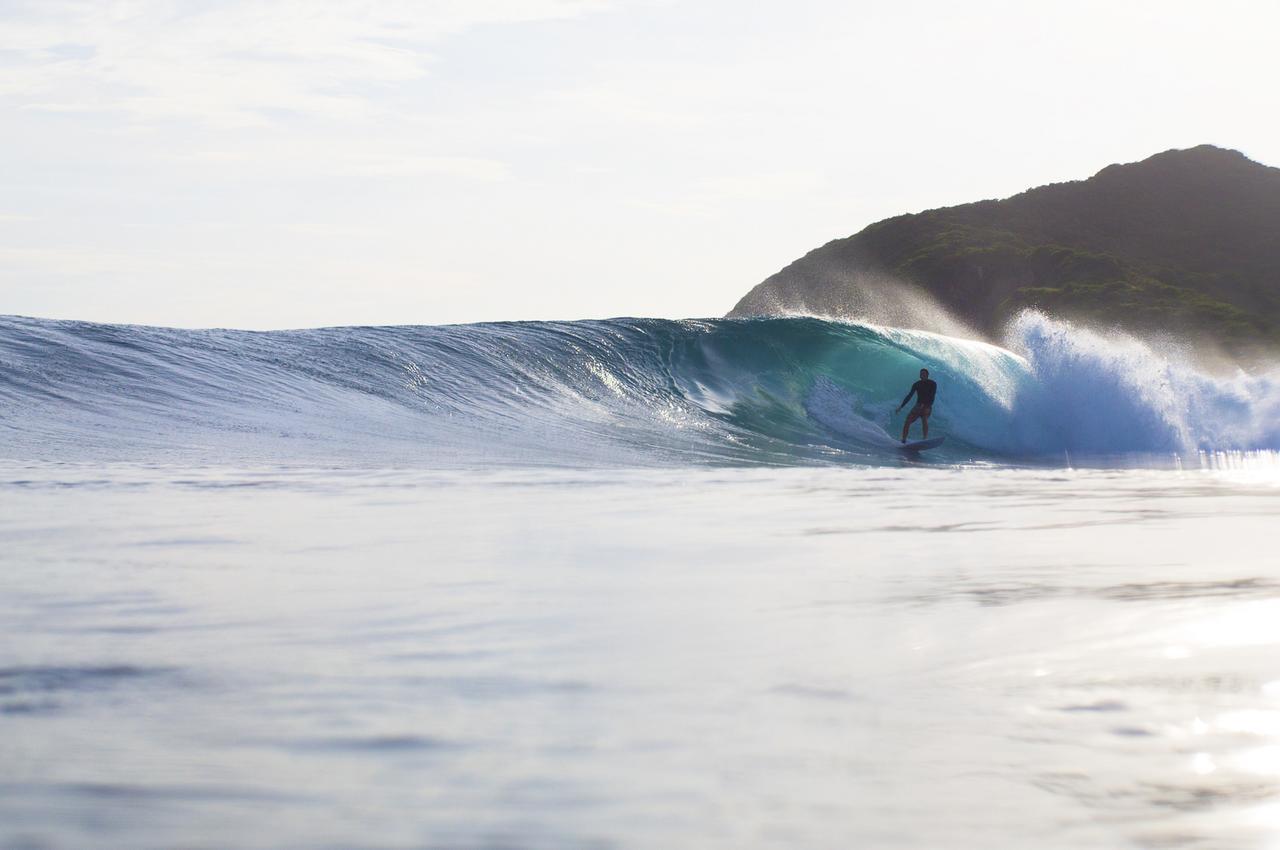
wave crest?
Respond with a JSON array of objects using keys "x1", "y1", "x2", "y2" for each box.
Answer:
[{"x1": 1, "y1": 312, "x2": 1276, "y2": 466}]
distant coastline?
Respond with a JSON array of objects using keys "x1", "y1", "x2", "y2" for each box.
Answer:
[{"x1": 729, "y1": 145, "x2": 1280, "y2": 357}]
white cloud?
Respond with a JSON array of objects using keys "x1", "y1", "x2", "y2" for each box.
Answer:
[
  {"x1": 3, "y1": 0, "x2": 1278, "y2": 328},
  {"x1": 0, "y1": 245, "x2": 185, "y2": 276},
  {"x1": 631, "y1": 170, "x2": 825, "y2": 218},
  {"x1": 178, "y1": 144, "x2": 509, "y2": 180},
  {"x1": 0, "y1": 0, "x2": 621, "y2": 126}
]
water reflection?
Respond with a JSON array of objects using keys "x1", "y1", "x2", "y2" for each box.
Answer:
[{"x1": 2, "y1": 463, "x2": 1280, "y2": 848}]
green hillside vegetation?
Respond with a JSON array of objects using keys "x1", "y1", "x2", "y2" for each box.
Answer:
[{"x1": 729, "y1": 145, "x2": 1280, "y2": 352}]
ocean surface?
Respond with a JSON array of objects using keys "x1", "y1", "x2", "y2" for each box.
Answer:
[{"x1": 3, "y1": 312, "x2": 1280, "y2": 849}]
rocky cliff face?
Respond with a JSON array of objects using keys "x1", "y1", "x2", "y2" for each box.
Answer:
[{"x1": 729, "y1": 145, "x2": 1280, "y2": 352}]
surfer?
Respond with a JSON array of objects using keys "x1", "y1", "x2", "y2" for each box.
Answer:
[{"x1": 896, "y1": 368, "x2": 937, "y2": 443}]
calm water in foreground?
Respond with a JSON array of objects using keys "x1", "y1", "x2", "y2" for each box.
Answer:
[{"x1": 3, "y1": 461, "x2": 1280, "y2": 849}]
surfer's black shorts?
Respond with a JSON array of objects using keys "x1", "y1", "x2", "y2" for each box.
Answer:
[{"x1": 907, "y1": 403, "x2": 931, "y2": 418}]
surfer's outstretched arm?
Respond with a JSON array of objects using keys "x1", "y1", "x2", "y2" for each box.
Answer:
[{"x1": 896, "y1": 387, "x2": 916, "y2": 412}]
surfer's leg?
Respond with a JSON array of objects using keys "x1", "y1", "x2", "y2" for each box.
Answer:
[
  {"x1": 902, "y1": 410, "x2": 917, "y2": 442},
  {"x1": 921, "y1": 411, "x2": 930, "y2": 439}
]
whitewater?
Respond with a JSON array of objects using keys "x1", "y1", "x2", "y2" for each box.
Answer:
[
  {"x1": 3, "y1": 311, "x2": 1278, "y2": 467},
  {"x1": 3, "y1": 311, "x2": 1280, "y2": 849}
]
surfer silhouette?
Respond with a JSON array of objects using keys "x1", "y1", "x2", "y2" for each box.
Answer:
[{"x1": 897, "y1": 368, "x2": 937, "y2": 443}]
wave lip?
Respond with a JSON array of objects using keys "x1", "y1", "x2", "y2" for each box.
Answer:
[{"x1": 1, "y1": 312, "x2": 1275, "y2": 467}]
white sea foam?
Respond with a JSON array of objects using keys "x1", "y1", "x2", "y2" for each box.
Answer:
[{"x1": 1004, "y1": 311, "x2": 1280, "y2": 455}]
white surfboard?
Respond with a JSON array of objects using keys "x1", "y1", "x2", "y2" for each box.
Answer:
[{"x1": 899, "y1": 436, "x2": 945, "y2": 452}]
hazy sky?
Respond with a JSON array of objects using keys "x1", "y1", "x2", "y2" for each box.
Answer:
[{"x1": 3, "y1": 0, "x2": 1278, "y2": 328}]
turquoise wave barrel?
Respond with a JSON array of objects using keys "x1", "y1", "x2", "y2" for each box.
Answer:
[{"x1": 0, "y1": 313, "x2": 1274, "y2": 466}]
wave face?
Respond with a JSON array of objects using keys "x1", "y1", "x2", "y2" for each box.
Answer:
[{"x1": 1, "y1": 312, "x2": 1277, "y2": 467}]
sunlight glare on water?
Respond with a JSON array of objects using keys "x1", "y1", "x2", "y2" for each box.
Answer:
[{"x1": 2, "y1": 462, "x2": 1279, "y2": 849}]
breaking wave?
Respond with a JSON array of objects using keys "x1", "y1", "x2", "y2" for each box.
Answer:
[{"x1": 1, "y1": 312, "x2": 1277, "y2": 467}]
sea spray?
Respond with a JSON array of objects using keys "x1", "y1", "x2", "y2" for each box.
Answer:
[
  {"x1": 2, "y1": 312, "x2": 1277, "y2": 467},
  {"x1": 1004, "y1": 311, "x2": 1280, "y2": 455}
]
